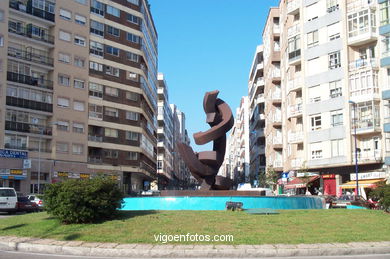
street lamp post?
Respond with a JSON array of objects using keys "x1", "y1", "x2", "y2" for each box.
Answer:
[{"x1": 349, "y1": 100, "x2": 359, "y2": 196}]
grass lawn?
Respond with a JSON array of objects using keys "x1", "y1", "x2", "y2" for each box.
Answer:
[{"x1": 0, "y1": 210, "x2": 389, "y2": 245}]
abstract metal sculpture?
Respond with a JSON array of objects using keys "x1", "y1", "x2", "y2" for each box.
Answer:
[{"x1": 177, "y1": 90, "x2": 234, "y2": 190}]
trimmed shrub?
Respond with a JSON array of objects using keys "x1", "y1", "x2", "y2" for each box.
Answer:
[
  {"x1": 372, "y1": 183, "x2": 390, "y2": 212},
  {"x1": 43, "y1": 177, "x2": 124, "y2": 224}
]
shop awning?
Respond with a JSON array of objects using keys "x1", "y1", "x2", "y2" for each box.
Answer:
[
  {"x1": 284, "y1": 175, "x2": 320, "y2": 189},
  {"x1": 340, "y1": 179, "x2": 386, "y2": 189}
]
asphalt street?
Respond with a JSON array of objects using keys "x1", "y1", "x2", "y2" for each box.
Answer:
[{"x1": 0, "y1": 250, "x2": 390, "y2": 259}]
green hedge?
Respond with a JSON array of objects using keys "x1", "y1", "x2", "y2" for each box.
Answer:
[
  {"x1": 373, "y1": 183, "x2": 390, "y2": 212},
  {"x1": 43, "y1": 177, "x2": 124, "y2": 224}
]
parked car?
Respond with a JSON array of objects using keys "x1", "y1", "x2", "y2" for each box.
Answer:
[
  {"x1": 331, "y1": 195, "x2": 371, "y2": 209},
  {"x1": 17, "y1": 196, "x2": 39, "y2": 213},
  {"x1": 0, "y1": 187, "x2": 18, "y2": 214},
  {"x1": 27, "y1": 194, "x2": 43, "y2": 209}
]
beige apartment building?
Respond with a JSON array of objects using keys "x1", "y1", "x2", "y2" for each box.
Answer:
[
  {"x1": 0, "y1": 0, "x2": 159, "y2": 195},
  {"x1": 247, "y1": 0, "x2": 390, "y2": 194}
]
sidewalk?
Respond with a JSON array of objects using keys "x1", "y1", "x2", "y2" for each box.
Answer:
[{"x1": 0, "y1": 236, "x2": 390, "y2": 257}]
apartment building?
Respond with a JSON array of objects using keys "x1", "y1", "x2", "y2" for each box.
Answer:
[
  {"x1": 0, "y1": 0, "x2": 159, "y2": 195},
  {"x1": 248, "y1": 0, "x2": 390, "y2": 194},
  {"x1": 248, "y1": 45, "x2": 266, "y2": 183},
  {"x1": 226, "y1": 96, "x2": 250, "y2": 186}
]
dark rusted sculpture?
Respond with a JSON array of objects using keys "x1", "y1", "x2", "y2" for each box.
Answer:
[{"x1": 177, "y1": 90, "x2": 234, "y2": 190}]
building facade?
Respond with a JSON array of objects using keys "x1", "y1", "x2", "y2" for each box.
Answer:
[{"x1": 0, "y1": 0, "x2": 158, "y2": 195}]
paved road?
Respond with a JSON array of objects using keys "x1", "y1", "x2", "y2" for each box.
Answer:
[{"x1": 1, "y1": 250, "x2": 390, "y2": 259}]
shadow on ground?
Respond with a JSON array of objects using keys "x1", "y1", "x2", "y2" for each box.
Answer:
[
  {"x1": 116, "y1": 210, "x2": 157, "y2": 220},
  {"x1": 2, "y1": 224, "x2": 27, "y2": 231}
]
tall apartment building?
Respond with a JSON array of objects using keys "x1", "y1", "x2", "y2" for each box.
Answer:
[
  {"x1": 226, "y1": 96, "x2": 250, "y2": 186},
  {"x1": 247, "y1": 0, "x2": 390, "y2": 194},
  {"x1": 0, "y1": 0, "x2": 158, "y2": 195},
  {"x1": 248, "y1": 45, "x2": 266, "y2": 183}
]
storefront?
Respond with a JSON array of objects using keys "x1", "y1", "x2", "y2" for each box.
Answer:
[
  {"x1": 284, "y1": 175, "x2": 320, "y2": 195},
  {"x1": 0, "y1": 149, "x2": 29, "y2": 193},
  {"x1": 340, "y1": 171, "x2": 387, "y2": 198},
  {"x1": 322, "y1": 174, "x2": 337, "y2": 196}
]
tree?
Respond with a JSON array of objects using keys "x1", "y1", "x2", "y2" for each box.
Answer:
[
  {"x1": 372, "y1": 183, "x2": 390, "y2": 212},
  {"x1": 265, "y1": 166, "x2": 279, "y2": 191},
  {"x1": 298, "y1": 161, "x2": 313, "y2": 193}
]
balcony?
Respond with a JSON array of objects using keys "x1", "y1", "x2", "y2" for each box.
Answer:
[
  {"x1": 272, "y1": 114, "x2": 282, "y2": 124},
  {"x1": 88, "y1": 135, "x2": 103, "y2": 142},
  {"x1": 157, "y1": 87, "x2": 165, "y2": 95},
  {"x1": 272, "y1": 69, "x2": 281, "y2": 79},
  {"x1": 273, "y1": 136, "x2": 283, "y2": 149},
  {"x1": 350, "y1": 86, "x2": 380, "y2": 102},
  {"x1": 272, "y1": 91, "x2": 282, "y2": 103},
  {"x1": 287, "y1": 24, "x2": 300, "y2": 38},
  {"x1": 88, "y1": 157, "x2": 103, "y2": 164},
  {"x1": 287, "y1": 76, "x2": 302, "y2": 93},
  {"x1": 347, "y1": 0, "x2": 376, "y2": 14},
  {"x1": 353, "y1": 150, "x2": 382, "y2": 163},
  {"x1": 287, "y1": 103, "x2": 303, "y2": 118},
  {"x1": 8, "y1": 47, "x2": 53, "y2": 67},
  {"x1": 347, "y1": 7, "x2": 377, "y2": 46},
  {"x1": 8, "y1": 24, "x2": 55, "y2": 45},
  {"x1": 256, "y1": 94, "x2": 265, "y2": 104},
  {"x1": 288, "y1": 130, "x2": 304, "y2": 143},
  {"x1": 273, "y1": 25, "x2": 280, "y2": 34},
  {"x1": 140, "y1": 161, "x2": 157, "y2": 176},
  {"x1": 349, "y1": 58, "x2": 378, "y2": 71},
  {"x1": 287, "y1": 0, "x2": 300, "y2": 15},
  {"x1": 352, "y1": 118, "x2": 381, "y2": 134},
  {"x1": 291, "y1": 158, "x2": 303, "y2": 168},
  {"x1": 273, "y1": 160, "x2": 283, "y2": 168},
  {"x1": 6, "y1": 96, "x2": 53, "y2": 113},
  {"x1": 289, "y1": 49, "x2": 301, "y2": 64},
  {"x1": 157, "y1": 127, "x2": 164, "y2": 134},
  {"x1": 7, "y1": 71, "x2": 53, "y2": 90},
  {"x1": 5, "y1": 121, "x2": 52, "y2": 136},
  {"x1": 9, "y1": 0, "x2": 55, "y2": 23}
]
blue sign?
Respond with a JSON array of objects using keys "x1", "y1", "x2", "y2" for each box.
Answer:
[
  {"x1": 282, "y1": 172, "x2": 289, "y2": 178},
  {"x1": 0, "y1": 149, "x2": 28, "y2": 159}
]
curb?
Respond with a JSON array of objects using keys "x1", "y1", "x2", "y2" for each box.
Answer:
[{"x1": 0, "y1": 237, "x2": 390, "y2": 257}]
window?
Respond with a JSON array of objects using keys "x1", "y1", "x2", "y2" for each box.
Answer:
[
  {"x1": 307, "y1": 30, "x2": 318, "y2": 48},
  {"x1": 90, "y1": 61, "x2": 103, "y2": 71},
  {"x1": 104, "y1": 149, "x2": 118, "y2": 158},
  {"x1": 107, "y1": 25, "x2": 120, "y2": 37},
  {"x1": 56, "y1": 142, "x2": 68, "y2": 153},
  {"x1": 348, "y1": 10, "x2": 375, "y2": 38},
  {"x1": 105, "y1": 86, "x2": 119, "y2": 96},
  {"x1": 127, "y1": 13, "x2": 139, "y2": 24},
  {"x1": 59, "y1": 9, "x2": 71, "y2": 20},
  {"x1": 331, "y1": 110, "x2": 343, "y2": 127},
  {"x1": 89, "y1": 82, "x2": 103, "y2": 98},
  {"x1": 126, "y1": 51, "x2": 139, "y2": 62},
  {"x1": 57, "y1": 121, "x2": 69, "y2": 131},
  {"x1": 105, "y1": 65, "x2": 120, "y2": 77},
  {"x1": 127, "y1": 152, "x2": 138, "y2": 160},
  {"x1": 326, "y1": 0, "x2": 339, "y2": 13},
  {"x1": 310, "y1": 115, "x2": 321, "y2": 131},
  {"x1": 72, "y1": 144, "x2": 83, "y2": 155},
  {"x1": 74, "y1": 35, "x2": 86, "y2": 46},
  {"x1": 74, "y1": 57, "x2": 85, "y2": 68},
  {"x1": 307, "y1": 57, "x2": 319, "y2": 76},
  {"x1": 74, "y1": 79, "x2": 85, "y2": 89},
  {"x1": 106, "y1": 45, "x2": 119, "y2": 56},
  {"x1": 75, "y1": 14, "x2": 86, "y2": 25},
  {"x1": 105, "y1": 107, "x2": 119, "y2": 117},
  {"x1": 331, "y1": 139, "x2": 344, "y2": 157},
  {"x1": 58, "y1": 74, "x2": 70, "y2": 86},
  {"x1": 89, "y1": 104, "x2": 103, "y2": 119},
  {"x1": 59, "y1": 30, "x2": 71, "y2": 41},
  {"x1": 126, "y1": 131, "x2": 139, "y2": 141},
  {"x1": 90, "y1": 20, "x2": 104, "y2": 36},
  {"x1": 328, "y1": 22, "x2": 341, "y2": 41},
  {"x1": 73, "y1": 122, "x2": 84, "y2": 133},
  {"x1": 0, "y1": 10, "x2": 4, "y2": 22},
  {"x1": 308, "y1": 85, "x2": 321, "y2": 103},
  {"x1": 288, "y1": 35, "x2": 300, "y2": 60},
  {"x1": 126, "y1": 111, "x2": 139, "y2": 121},
  {"x1": 75, "y1": 0, "x2": 87, "y2": 4},
  {"x1": 329, "y1": 80, "x2": 342, "y2": 98},
  {"x1": 127, "y1": 0, "x2": 139, "y2": 5},
  {"x1": 306, "y1": 3, "x2": 318, "y2": 21},
  {"x1": 127, "y1": 72, "x2": 138, "y2": 81},
  {"x1": 59, "y1": 53, "x2": 71, "y2": 63},
  {"x1": 90, "y1": 41, "x2": 103, "y2": 56},
  {"x1": 380, "y1": 1, "x2": 390, "y2": 26},
  {"x1": 0, "y1": 35, "x2": 3, "y2": 47},
  {"x1": 106, "y1": 5, "x2": 120, "y2": 17},
  {"x1": 311, "y1": 149, "x2": 322, "y2": 159},
  {"x1": 91, "y1": 0, "x2": 105, "y2": 16},
  {"x1": 105, "y1": 128, "x2": 118, "y2": 138},
  {"x1": 126, "y1": 32, "x2": 139, "y2": 43},
  {"x1": 73, "y1": 101, "x2": 85, "y2": 111},
  {"x1": 126, "y1": 91, "x2": 139, "y2": 101},
  {"x1": 329, "y1": 51, "x2": 341, "y2": 69}
]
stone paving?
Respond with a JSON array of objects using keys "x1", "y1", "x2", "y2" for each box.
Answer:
[{"x1": 0, "y1": 236, "x2": 390, "y2": 257}]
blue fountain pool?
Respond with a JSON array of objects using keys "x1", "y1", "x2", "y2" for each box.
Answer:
[{"x1": 121, "y1": 196, "x2": 325, "y2": 210}]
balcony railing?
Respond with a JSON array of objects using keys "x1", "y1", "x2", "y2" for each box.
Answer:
[
  {"x1": 9, "y1": 0, "x2": 55, "y2": 22},
  {"x1": 272, "y1": 91, "x2": 282, "y2": 100},
  {"x1": 5, "y1": 121, "x2": 52, "y2": 136},
  {"x1": 8, "y1": 47, "x2": 54, "y2": 67},
  {"x1": 273, "y1": 136, "x2": 282, "y2": 145},
  {"x1": 288, "y1": 103, "x2": 303, "y2": 118},
  {"x1": 287, "y1": 0, "x2": 300, "y2": 14},
  {"x1": 287, "y1": 76, "x2": 302, "y2": 93},
  {"x1": 350, "y1": 86, "x2": 379, "y2": 99},
  {"x1": 6, "y1": 96, "x2": 53, "y2": 113},
  {"x1": 288, "y1": 131, "x2": 304, "y2": 143},
  {"x1": 273, "y1": 160, "x2": 283, "y2": 168},
  {"x1": 287, "y1": 24, "x2": 300, "y2": 37},
  {"x1": 353, "y1": 118, "x2": 380, "y2": 132},
  {"x1": 140, "y1": 161, "x2": 157, "y2": 175},
  {"x1": 8, "y1": 24, "x2": 55, "y2": 45},
  {"x1": 88, "y1": 135, "x2": 103, "y2": 142},
  {"x1": 7, "y1": 71, "x2": 53, "y2": 90},
  {"x1": 289, "y1": 49, "x2": 301, "y2": 62},
  {"x1": 353, "y1": 150, "x2": 382, "y2": 162},
  {"x1": 272, "y1": 114, "x2": 282, "y2": 123},
  {"x1": 349, "y1": 58, "x2": 377, "y2": 70},
  {"x1": 347, "y1": 0, "x2": 376, "y2": 14},
  {"x1": 88, "y1": 157, "x2": 103, "y2": 164},
  {"x1": 291, "y1": 158, "x2": 303, "y2": 168}
]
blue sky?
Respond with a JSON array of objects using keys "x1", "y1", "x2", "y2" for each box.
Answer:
[{"x1": 149, "y1": 0, "x2": 279, "y2": 151}]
